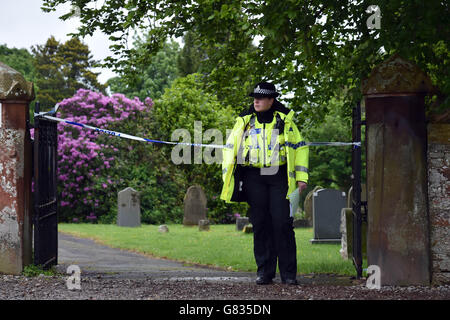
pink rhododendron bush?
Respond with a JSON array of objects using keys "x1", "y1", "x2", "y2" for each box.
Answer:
[
  {"x1": 35, "y1": 75, "x2": 248, "y2": 224},
  {"x1": 56, "y1": 89, "x2": 153, "y2": 222}
]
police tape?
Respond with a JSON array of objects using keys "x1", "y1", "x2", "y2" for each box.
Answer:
[{"x1": 36, "y1": 113, "x2": 361, "y2": 149}]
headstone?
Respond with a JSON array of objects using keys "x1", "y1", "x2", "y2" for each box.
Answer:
[
  {"x1": 340, "y1": 184, "x2": 367, "y2": 259},
  {"x1": 243, "y1": 224, "x2": 253, "y2": 233},
  {"x1": 158, "y1": 225, "x2": 169, "y2": 233},
  {"x1": 236, "y1": 217, "x2": 250, "y2": 231},
  {"x1": 346, "y1": 184, "x2": 367, "y2": 210},
  {"x1": 117, "y1": 187, "x2": 141, "y2": 227},
  {"x1": 340, "y1": 208, "x2": 352, "y2": 259},
  {"x1": 198, "y1": 219, "x2": 210, "y2": 231},
  {"x1": 345, "y1": 208, "x2": 368, "y2": 260},
  {"x1": 183, "y1": 185, "x2": 207, "y2": 226},
  {"x1": 310, "y1": 189, "x2": 346, "y2": 244},
  {"x1": 303, "y1": 186, "x2": 323, "y2": 226}
]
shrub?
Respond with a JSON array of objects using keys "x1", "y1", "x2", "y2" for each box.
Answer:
[{"x1": 56, "y1": 89, "x2": 153, "y2": 222}]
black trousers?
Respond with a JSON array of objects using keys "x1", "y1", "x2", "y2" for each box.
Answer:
[{"x1": 243, "y1": 164, "x2": 297, "y2": 281}]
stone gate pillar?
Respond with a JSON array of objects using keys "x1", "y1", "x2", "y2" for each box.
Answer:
[
  {"x1": 362, "y1": 54, "x2": 433, "y2": 286},
  {"x1": 0, "y1": 62, "x2": 34, "y2": 274}
]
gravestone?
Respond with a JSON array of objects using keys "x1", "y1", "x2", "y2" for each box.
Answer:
[
  {"x1": 158, "y1": 225, "x2": 169, "y2": 233},
  {"x1": 117, "y1": 187, "x2": 141, "y2": 227},
  {"x1": 243, "y1": 224, "x2": 253, "y2": 233},
  {"x1": 345, "y1": 208, "x2": 368, "y2": 260},
  {"x1": 183, "y1": 185, "x2": 207, "y2": 226},
  {"x1": 303, "y1": 186, "x2": 323, "y2": 226},
  {"x1": 342, "y1": 185, "x2": 368, "y2": 260},
  {"x1": 198, "y1": 219, "x2": 210, "y2": 231},
  {"x1": 236, "y1": 217, "x2": 250, "y2": 231},
  {"x1": 310, "y1": 189, "x2": 346, "y2": 244},
  {"x1": 340, "y1": 208, "x2": 352, "y2": 259}
]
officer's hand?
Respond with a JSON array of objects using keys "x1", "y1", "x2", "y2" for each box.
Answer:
[{"x1": 298, "y1": 181, "x2": 307, "y2": 195}]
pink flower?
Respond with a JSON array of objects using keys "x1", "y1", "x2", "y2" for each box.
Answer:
[
  {"x1": 144, "y1": 97, "x2": 154, "y2": 107},
  {"x1": 55, "y1": 88, "x2": 152, "y2": 221}
]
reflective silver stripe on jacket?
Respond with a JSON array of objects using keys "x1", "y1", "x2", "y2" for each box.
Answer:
[
  {"x1": 237, "y1": 115, "x2": 255, "y2": 164},
  {"x1": 295, "y1": 165, "x2": 308, "y2": 173}
]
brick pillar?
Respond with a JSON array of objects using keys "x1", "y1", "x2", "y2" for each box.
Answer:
[
  {"x1": 0, "y1": 62, "x2": 34, "y2": 274},
  {"x1": 362, "y1": 54, "x2": 434, "y2": 286}
]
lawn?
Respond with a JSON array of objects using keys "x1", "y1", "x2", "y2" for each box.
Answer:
[{"x1": 58, "y1": 223, "x2": 357, "y2": 276}]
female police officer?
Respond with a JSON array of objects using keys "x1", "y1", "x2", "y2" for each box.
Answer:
[{"x1": 221, "y1": 82, "x2": 309, "y2": 285}]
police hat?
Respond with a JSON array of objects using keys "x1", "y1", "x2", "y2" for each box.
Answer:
[{"x1": 249, "y1": 82, "x2": 280, "y2": 98}]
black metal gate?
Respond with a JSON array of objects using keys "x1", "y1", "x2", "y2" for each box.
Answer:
[
  {"x1": 351, "y1": 101, "x2": 366, "y2": 279},
  {"x1": 33, "y1": 102, "x2": 58, "y2": 269}
]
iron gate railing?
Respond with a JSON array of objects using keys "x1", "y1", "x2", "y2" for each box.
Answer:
[
  {"x1": 352, "y1": 101, "x2": 366, "y2": 279},
  {"x1": 33, "y1": 102, "x2": 58, "y2": 269}
]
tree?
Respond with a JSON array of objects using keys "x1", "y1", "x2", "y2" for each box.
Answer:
[
  {"x1": 32, "y1": 36, "x2": 106, "y2": 109},
  {"x1": 303, "y1": 97, "x2": 359, "y2": 191},
  {"x1": 108, "y1": 38, "x2": 180, "y2": 100},
  {"x1": 42, "y1": 0, "x2": 449, "y2": 121},
  {"x1": 177, "y1": 31, "x2": 206, "y2": 77},
  {"x1": 0, "y1": 44, "x2": 38, "y2": 85},
  {"x1": 0, "y1": 44, "x2": 41, "y2": 116},
  {"x1": 59, "y1": 37, "x2": 106, "y2": 93},
  {"x1": 149, "y1": 73, "x2": 247, "y2": 222}
]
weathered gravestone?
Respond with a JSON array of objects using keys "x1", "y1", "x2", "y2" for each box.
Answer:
[
  {"x1": 303, "y1": 186, "x2": 323, "y2": 226},
  {"x1": 117, "y1": 187, "x2": 141, "y2": 227},
  {"x1": 310, "y1": 189, "x2": 346, "y2": 244},
  {"x1": 183, "y1": 185, "x2": 207, "y2": 226},
  {"x1": 236, "y1": 217, "x2": 250, "y2": 231},
  {"x1": 158, "y1": 225, "x2": 169, "y2": 233},
  {"x1": 198, "y1": 219, "x2": 210, "y2": 231},
  {"x1": 243, "y1": 224, "x2": 253, "y2": 233},
  {"x1": 340, "y1": 185, "x2": 368, "y2": 260},
  {"x1": 340, "y1": 208, "x2": 352, "y2": 259}
]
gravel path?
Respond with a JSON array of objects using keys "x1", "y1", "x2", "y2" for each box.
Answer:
[
  {"x1": 0, "y1": 233, "x2": 449, "y2": 301},
  {"x1": 1, "y1": 273, "x2": 450, "y2": 300}
]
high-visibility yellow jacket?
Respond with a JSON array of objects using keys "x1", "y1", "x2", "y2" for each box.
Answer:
[{"x1": 220, "y1": 101, "x2": 309, "y2": 203}]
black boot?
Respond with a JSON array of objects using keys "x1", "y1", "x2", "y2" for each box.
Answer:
[
  {"x1": 256, "y1": 276, "x2": 273, "y2": 285},
  {"x1": 282, "y1": 278, "x2": 298, "y2": 285}
]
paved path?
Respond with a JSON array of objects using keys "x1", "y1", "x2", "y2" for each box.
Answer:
[
  {"x1": 56, "y1": 232, "x2": 358, "y2": 286},
  {"x1": 57, "y1": 232, "x2": 255, "y2": 281}
]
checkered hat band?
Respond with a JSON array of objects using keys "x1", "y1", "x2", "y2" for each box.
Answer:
[{"x1": 253, "y1": 88, "x2": 276, "y2": 95}]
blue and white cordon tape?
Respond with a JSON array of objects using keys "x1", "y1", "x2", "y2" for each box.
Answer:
[{"x1": 35, "y1": 105, "x2": 361, "y2": 149}]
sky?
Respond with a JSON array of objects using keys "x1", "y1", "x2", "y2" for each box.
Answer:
[{"x1": 0, "y1": 0, "x2": 117, "y2": 84}]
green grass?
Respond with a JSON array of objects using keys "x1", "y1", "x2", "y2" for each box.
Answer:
[
  {"x1": 58, "y1": 223, "x2": 357, "y2": 276},
  {"x1": 23, "y1": 264, "x2": 58, "y2": 277}
]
